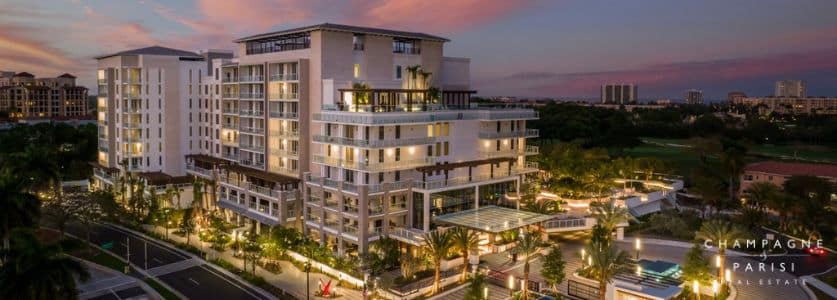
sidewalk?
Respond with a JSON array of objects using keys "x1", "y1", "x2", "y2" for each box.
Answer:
[
  {"x1": 76, "y1": 258, "x2": 162, "y2": 300},
  {"x1": 146, "y1": 225, "x2": 365, "y2": 300}
]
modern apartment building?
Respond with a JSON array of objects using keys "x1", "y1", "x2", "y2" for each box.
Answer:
[
  {"x1": 0, "y1": 71, "x2": 89, "y2": 119},
  {"x1": 775, "y1": 79, "x2": 806, "y2": 98},
  {"x1": 685, "y1": 89, "x2": 703, "y2": 105},
  {"x1": 729, "y1": 96, "x2": 837, "y2": 115},
  {"x1": 600, "y1": 83, "x2": 638, "y2": 104},
  {"x1": 92, "y1": 24, "x2": 540, "y2": 256}
]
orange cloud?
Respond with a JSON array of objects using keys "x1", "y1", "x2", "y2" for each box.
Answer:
[{"x1": 359, "y1": 0, "x2": 532, "y2": 32}]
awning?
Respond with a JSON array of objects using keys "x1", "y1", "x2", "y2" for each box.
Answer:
[
  {"x1": 88, "y1": 161, "x2": 119, "y2": 173},
  {"x1": 136, "y1": 172, "x2": 192, "y2": 186},
  {"x1": 217, "y1": 200, "x2": 279, "y2": 226},
  {"x1": 433, "y1": 205, "x2": 554, "y2": 233},
  {"x1": 185, "y1": 154, "x2": 229, "y2": 165},
  {"x1": 416, "y1": 157, "x2": 515, "y2": 173},
  {"x1": 219, "y1": 164, "x2": 299, "y2": 185}
]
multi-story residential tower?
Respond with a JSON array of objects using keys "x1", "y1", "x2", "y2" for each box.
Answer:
[
  {"x1": 91, "y1": 46, "x2": 232, "y2": 207},
  {"x1": 0, "y1": 72, "x2": 88, "y2": 119},
  {"x1": 685, "y1": 89, "x2": 704, "y2": 105},
  {"x1": 775, "y1": 80, "x2": 806, "y2": 98},
  {"x1": 93, "y1": 24, "x2": 540, "y2": 257},
  {"x1": 600, "y1": 84, "x2": 637, "y2": 104}
]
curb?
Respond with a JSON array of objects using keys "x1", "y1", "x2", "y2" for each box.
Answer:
[{"x1": 106, "y1": 223, "x2": 278, "y2": 300}]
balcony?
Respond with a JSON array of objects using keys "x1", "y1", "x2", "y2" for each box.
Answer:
[
  {"x1": 276, "y1": 129, "x2": 300, "y2": 139},
  {"x1": 122, "y1": 122, "x2": 141, "y2": 129},
  {"x1": 239, "y1": 92, "x2": 264, "y2": 99},
  {"x1": 312, "y1": 155, "x2": 434, "y2": 172},
  {"x1": 239, "y1": 126, "x2": 265, "y2": 134},
  {"x1": 270, "y1": 148, "x2": 298, "y2": 158},
  {"x1": 269, "y1": 74, "x2": 298, "y2": 81},
  {"x1": 324, "y1": 198, "x2": 339, "y2": 209},
  {"x1": 222, "y1": 92, "x2": 238, "y2": 99},
  {"x1": 97, "y1": 79, "x2": 107, "y2": 85},
  {"x1": 186, "y1": 164, "x2": 213, "y2": 178},
  {"x1": 239, "y1": 75, "x2": 264, "y2": 83},
  {"x1": 389, "y1": 227, "x2": 426, "y2": 246},
  {"x1": 239, "y1": 143, "x2": 264, "y2": 152},
  {"x1": 478, "y1": 129, "x2": 539, "y2": 139},
  {"x1": 221, "y1": 152, "x2": 238, "y2": 161},
  {"x1": 221, "y1": 138, "x2": 239, "y2": 146},
  {"x1": 239, "y1": 159, "x2": 265, "y2": 168},
  {"x1": 222, "y1": 106, "x2": 239, "y2": 114},
  {"x1": 269, "y1": 111, "x2": 298, "y2": 119},
  {"x1": 312, "y1": 135, "x2": 435, "y2": 148},
  {"x1": 98, "y1": 145, "x2": 109, "y2": 152},
  {"x1": 221, "y1": 76, "x2": 238, "y2": 83},
  {"x1": 479, "y1": 146, "x2": 539, "y2": 159},
  {"x1": 239, "y1": 109, "x2": 264, "y2": 117},
  {"x1": 123, "y1": 106, "x2": 141, "y2": 114},
  {"x1": 269, "y1": 93, "x2": 298, "y2": 100},
  {"x1": 388, "y1": 201, "x2": 408, "y2": 213},
  {"x1": 222, "y1": 122, "x2": 237, "y2": 130}
]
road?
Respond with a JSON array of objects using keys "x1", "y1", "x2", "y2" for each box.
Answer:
[{"x1": 67, "y1": 223, "x2": 275, "y2": 300}]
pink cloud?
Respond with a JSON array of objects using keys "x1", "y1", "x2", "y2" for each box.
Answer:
[
  {"x1": 357, "y1": 0, "x2": 534, "y2": 32},
  {"x1": 195, "y1": 0, "x2": 313, "y2": 32}
]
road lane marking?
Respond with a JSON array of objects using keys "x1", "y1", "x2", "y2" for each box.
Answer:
[
  {"x1": 200, "y1": 265, "x2": 266, "y2": 300},
  {"x1": 153, "y1": 258, "x2": 163, "y2": 263},
  {"x1": 188, "y1": 278, "x2": 200, "y2": 286}
]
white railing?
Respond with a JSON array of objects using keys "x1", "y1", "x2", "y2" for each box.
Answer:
[
  {"x1": 270, "y1": 93, "x2": 298, "y2": 100},
  {"x1": 269, "y1": 73, "x2": 298, "y2": 81},
  {"x1": 478, "y1": 129, "x2": 539, "y2": 139},
  {"x1": 239, "y1": 75, "x2": 264, "y2": 82},
  {"x1": 312, "y1": 135, "x2": 435, "y2": 148},
  {"x1": 312, "y1": 156, "x2": 434, "y2": 172},
  {"x1": 239, "y1": 92, "x2": 264, "y2": 99},
  {"x1": 239, "y1": 109, "x2": 264, "y2": 117},
  {"x1": 239, "y1": 143, "x2": 264, "y2": 152},
  {"x1": 239, "y1": 126, "x2": 265, "y2": 134},
  {"x1": 269, "y1": 111, "x2": 298, "y2": 119}
]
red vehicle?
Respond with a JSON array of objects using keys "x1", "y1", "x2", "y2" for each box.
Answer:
[{"x1": 807, "y1": 247, "x2": 827, "y2": 256}]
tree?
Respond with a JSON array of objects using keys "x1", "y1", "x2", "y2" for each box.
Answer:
[
  {"x1": 180, "y1": 208, "x2": 196, "y2": 246},
  {"x1": 590, "y1": 200, "x2": 631, "y2": 234},
  {"x1": 0, "y1": 229, "x2": 90, "y2": 299},
  {"x1": 766, "y1": 193, "x2": 795, "y2": 231},
  {"x1": 691, "y1": 174, "x2": 726, "y2": 217},
  {"x1": 422, "y1": 230, "x2": 453, "y2": 295},
  {"x1": 41, "y1": 192, "x2": 83, "y2": 238},
  {"x1": 696, "y1": 220, "x2": 746, "y2": 283},
  {"x1": 783, "y1": 175, "x2": 833, "y2": 236},
  {"x1": 516, "y1": 232, "x2": 541, "y2": 300},
  {"x1": 719, "y1": 145, "x2": 746, "y2": 204},
  {"x1": 541, "y1": 245, "x2": 566, "y2": 293},
  {"x1": 681, "y1": 243, "x2": 712, "y2": 285},
  {"x1": 74, "y1": 192, "x2": 104, "y2": 251},
  {"x1": 207, "y1": 212, "x2": 230, "y2": 250},
  {"x1": 242, "y1": 229, "x2": 261, "y2": 275},
  {"x1": 743, "y1": 182, "x2": 779, "y2": 211},
  {"x1": 450, "y1": 227, "x2": 479, "y2": 282},
  {"x1": 400, "y1": 250, "x2": 423, "y2": 279},
  {"x1": 0, "y1": 175, "x2": 40, "y2": 251},
  {"x1": 584, "y1": 225, "x2": 630, "y2": 300},
  {"x1": 369, "y1": 235, "x2": 399, "y2": 272},
  {"x1": 463, "y1": 272, "x2": 488, "y2": 300}
]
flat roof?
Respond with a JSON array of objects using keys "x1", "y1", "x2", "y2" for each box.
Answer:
[
  {"x1": 234, "y1": 23, "x2": 449, "y2": 43},
  {"x1": 433, "y1": 206, "x2": 554, "y2": 233},
  {"x1": 95, "y1": 46, "x2": 202, "y2": 60},
  {"x1": 744, "y1": 161, "x2": 837, "y2": 178}
]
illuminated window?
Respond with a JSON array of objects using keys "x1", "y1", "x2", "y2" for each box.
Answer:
[{"x1": 353, "y1": 64, "x2": 360, "y2": 79}]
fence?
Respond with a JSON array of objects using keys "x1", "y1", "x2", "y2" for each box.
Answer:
[{"x1": 568, "y1": 279, "x2": 599, "y2": 300}]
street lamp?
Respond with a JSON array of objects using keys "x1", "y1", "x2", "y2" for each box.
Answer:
[
  {"x1": 712, "y1": 280, "x2": 719, "y2": 300},
  {"x1": 635, "y1": 238, "x2": 642, "y2": 260},
  {"x1": 508, "y1": 275, "x2": 515, "y2": 297},
  {"x1": 636, "y1": 265, "x2": 642, "y2": 277},
  {"x1": 725, "y1": 269, "x2": 731, "y2": 284},
  {"x1": 483, "y1": 287, "x2": 489, "y2": 299},
  {"x1": 581, "y1": 249, "x2": 586, "y2": 267}
]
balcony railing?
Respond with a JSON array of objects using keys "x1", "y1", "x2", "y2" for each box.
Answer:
[
  {"x1": 312, "y1": 135, "x2": 435, "y2": 148},
  {"x1": 269, "y1": 74, "x2": 298, "y2": 81},
  {"x1": 186, "y1": 164, "x2": 213, "y2": 178},
  {"x1": 239, "y1": 143, "x2": 265, "y2": 152},
  {"x1": 221, "y1": 139, "x2": 239, "y2": 146},
  {"x1": 222, "y1": 76, "x2": 238, "y2": 83},
  {"x1": 239, "y1": 92, "x2": 264, "y2": 99},
  {"x1": 221, "y1": 152, "x2": 238, "y2": 161},
  {"x1": 269, "y1": 111, "x2": 298, "y2": 119},
  {"x1": 479, "y1": 146, "x2": 539, "y2": 159},
  {"x1": 478, "y1": 129, "x2": 539, "y2": 139},
  {"x1": 270, "y1": 148, "x2": 299, "y2": 157},
  {"x1": 239, "y1": 126, "x2": 265, "y2": 134},
  {"x1": 312, "y1": 155, "x2": 434, "y2": 172},
  {"x1": 222, "y1": 123, "x2": 237, "y2": 130},
  {"x1": 222, "y1": 106, "x2": 239, "y2": 114},
  {"x1": 239, "y1": 75, "x2": 264, "y2": 82},
  {"x1": 276, "y1": 130, "x2": 300, "y2": 139},
  {"x1": 240, "y1": 159, "x2": 265, "y2": 168},
  {"x1": 122, "y1": 122, "x2": 141, "y2": 129},
  {"x1": 97, "y1": 79, "x2": 107, "y2": 85},
  {"x1": 269, "y1": 93, "x2": 298, "y2": 100},
  {"x1": 239, "y1": 109, "x2": 264, "y2": 117},
  {"x1": 222, "y1": 92, "x2": 238, "y2": 99}
]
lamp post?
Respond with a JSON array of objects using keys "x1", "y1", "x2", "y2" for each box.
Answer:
[
  {"x1": 715, "y1": 255, "x2": 723, "y2": 283},
  {"x1": 581, "y1": 249, "x2": 586, "y2": 267},
  {"x1": 635, "y1": 238, "x2": 641, "y2": 260},
  {"x1": 693, "y1": 280, "x2": 700, "y2": 300},
  {"x1": 483, "y1": 287, "x2": 489, "y2": 300},
  {"x1": 712, "y1": 280, "x2": 719, "y2": 300},
  {"x1": 508, "y1": 275, "x2": 515, "y2": 297}
]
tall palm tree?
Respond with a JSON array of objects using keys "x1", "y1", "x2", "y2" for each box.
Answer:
[
  {"x1": 423, "y1": 230, "x2": 453, "y2": 295},
  {"x1": 743, "y1": 182, "x2": 779, "y2": 211},
  {"x1": 720, "y1": 146, "x2": 746, "y2": 203},
  {"x1": 695, "y1": 220, "x2": 746, "y2": 282},
  {"x1": 590, "y1": 200, "x2": 631, "y2": 234},
  {"x1": 0, "y1": 175, "x2": 40, "y2": 251},
  {"x1": 765, "y1": 193, "x2": 795, "y2": 231},
  {"x1": 0, "y1": 229, "x2": 90, "y2": 299},
  {"x1": 450, "y1": 227, "x2": 479, "y2": 282},
  {"x1": 516, "y1": 231, "x2": 542, "y2": 300},
  {"x1": 584, "y1": 225, "x2": 630, "y2": 300}
]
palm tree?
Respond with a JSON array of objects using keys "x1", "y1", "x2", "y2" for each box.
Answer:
[
  {"x1": 0, "y1": 175, "x2": 40, "y2": 251},
  {"x1": 766, "y1": 193, "x2": 795, "y2": 231},
  {"x1": 0, "y1": 229, "x2": 90, "y2": 299},
  {"x1": 720, "y1": 146, "x2": 746, "y2": 203},
  {"x1": 590, "y1": 200, "x2": 631, "y2": 234},
  {"x1": 584, "y1": 225, "x2": 630, "y2": 300},
  {"x1": 695, "y1": 220, "x2": 746, "y2": 283},
  {"x1": 743, "y1": 182, "x2": 779, "y2": 211},
  {"x1": 423, "y1": 230, "x2": 453, "y2": 295},
  {"x1": 516, "y1": 231, "x2": 542, "y2": 300},
  {"x1": 450, "y1": 227, "x2": 479, "y2": 282}
]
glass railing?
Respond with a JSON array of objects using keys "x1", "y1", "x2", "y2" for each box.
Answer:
[
  {"x1": 269, "y1": 111, "x2": 298, "y2": 119},
  {"x1": 276, "y1": 130, "x2": 300, "y2": 139},
  {"x1": 269, "y1": 74, "x2": 298, "y2": 81},
  {"x1": 239, "y1": 126, "x2": 265, "y2": 134},
  {"x1": 239, "y1": 92, "x2": 264, "y2": 99},
  {"x1": 478, "y1": 129, "x2": 539, "y2": 139},
  {"x1": 239, "y1": 143, "x2": 265, "y2": 152},
  {"x1": 239, "y1": 109, "x2": 264, "y2": 117},
  {"x1": 222, "y1": 106, "x2": 239, "y2": 114},
  {"x1": 312, "y1": 135, "x2": 435, "y2": 148},
  {"x1": 221, "y1": 152, "x2": 238, "y2": 161},
  {"x1": 270, "y1": 148, "x2": 298, "y2": 157},
  {"x1": 312, "y1": 155, "x2": 434, "y2": 172},
  {"x1": 222, "y1": 93, "x2": 238, "y2": 99},
  {"x1": 222, "y1": 123, "x2": 237, "y2": 129},
  {"x1": 239, "y1": 75, "x2": 264, "y2": 82}
]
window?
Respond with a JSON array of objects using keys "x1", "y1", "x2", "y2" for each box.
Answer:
[
  {"x1": 395, "y1": 66, "x2": 402, "y2": 79},
  {"x1": 378, "y1": 149, "x2": 384, "y2": 163},
  {"x1": 444, "y1": 142, "x2": 449, "y2": 155},
  {"x1": 378, "y1": 127, "x2": 384, "y2": 140},
  {"x1": 395, "y1": 125, "x2": 401, "y2": 139},
  {"x1": 395, "y1": 171, "x2": 400, "y2": 181},
  {"x1": 353, "y1": 64, "x2": 360, "y2": 79},
  {"x1": 378, "y1": 173, "x2": 384, "y2": 183},
  {"x1": 395, "y1": 148, "x2": 401, "y2": 161}
]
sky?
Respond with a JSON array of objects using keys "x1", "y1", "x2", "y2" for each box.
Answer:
[{"x1": 2, "y1": 0, "x2": 837, "y2": 100}]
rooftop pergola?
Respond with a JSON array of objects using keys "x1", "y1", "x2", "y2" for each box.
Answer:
[{"x1": 433, "y1": 206, "x2": 554, "y2": 233}]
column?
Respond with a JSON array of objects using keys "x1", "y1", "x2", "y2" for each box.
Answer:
[
  {"x1": 358, "y1": 185, "x2": 370, "y2": 254},
  {"x1": 474, "y1": 185, "x2": 480, "y2": 209},
  {"x1": 422, "y1": 192, "x2": 431, "y2": 231},
  {"x1": 616, "y1": 227, "x2": 624, "y2": 241}
]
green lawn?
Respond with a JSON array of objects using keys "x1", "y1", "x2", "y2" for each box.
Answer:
[
  {"x1": 639, "y1": 137, "x2": 836, "y2": 163},
  {"x1": 144, "y1": 278, "x2": 182, "y2": 300},
  {"x1": 624, "y1": 143, "x2": 703, "y2": 179}
]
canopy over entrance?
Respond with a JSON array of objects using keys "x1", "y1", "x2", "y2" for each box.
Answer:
[{"x1": 433, "y1": 205, "x2": 554, "y2": 233}]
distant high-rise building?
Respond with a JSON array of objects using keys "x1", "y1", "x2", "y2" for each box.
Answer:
[
  {"x1": 775, "y1": 80, "x2": 806, "y2": 97},
  {"x1": 600, "y1": 84, "x2": 637, "y2": 104},
  {"x1": 727, "y1": 91, "x2": 747, "y2": 104},
  {"x1": 685, "y1": 89, "x2": 704, "y2": 104}
]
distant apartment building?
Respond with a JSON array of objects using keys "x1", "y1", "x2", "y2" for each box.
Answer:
[
  {"x1": 729, "y1": 96, "x2": 837, "y2": 115},
  {"x1": 739, "y1": 161, "x2": 837, "y2": 194},
  {"x1": 92, "y1": 24, "x2": 539, "y2": 255},
  {"x1": 0, "y1": 71, "x2": 89, "y2": 119},
  {"x1": 685, "y1": 89, "x2": 703, "y2": 105},
  {"x1": 600, "y1": 84, "x2": 637, "y2": 104},
  {"x1": 727, "y1": 91, "x2": 746, "y2": 104},
  {"x1": 775, "y1": 80, "x2": 806, "y2": 97}
]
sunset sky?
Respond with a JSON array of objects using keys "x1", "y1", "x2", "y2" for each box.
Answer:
[{"x1": 3, "y1": 0, "x2": 837, "y2": 100}]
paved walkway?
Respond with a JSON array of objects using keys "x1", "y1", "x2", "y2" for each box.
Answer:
[
  {"x1": 146, "y1": 226, "x2": 364, "y2": 300},
  {"x1": 77, "y1": 259, "x2": 160, "y2": 300}
]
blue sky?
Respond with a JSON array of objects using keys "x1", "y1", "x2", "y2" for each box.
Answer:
[{"x1": 2, "y1": 0, "x2": 837, "y2": 100}]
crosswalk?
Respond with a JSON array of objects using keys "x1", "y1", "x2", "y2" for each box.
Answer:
[{"x1": 146, "y1": 258, "x2": 204, "y2": 277}]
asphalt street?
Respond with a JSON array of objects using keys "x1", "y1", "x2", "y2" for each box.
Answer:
[{"x1": 66, "y1": 223, "x2": 274, "y2": 300}]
